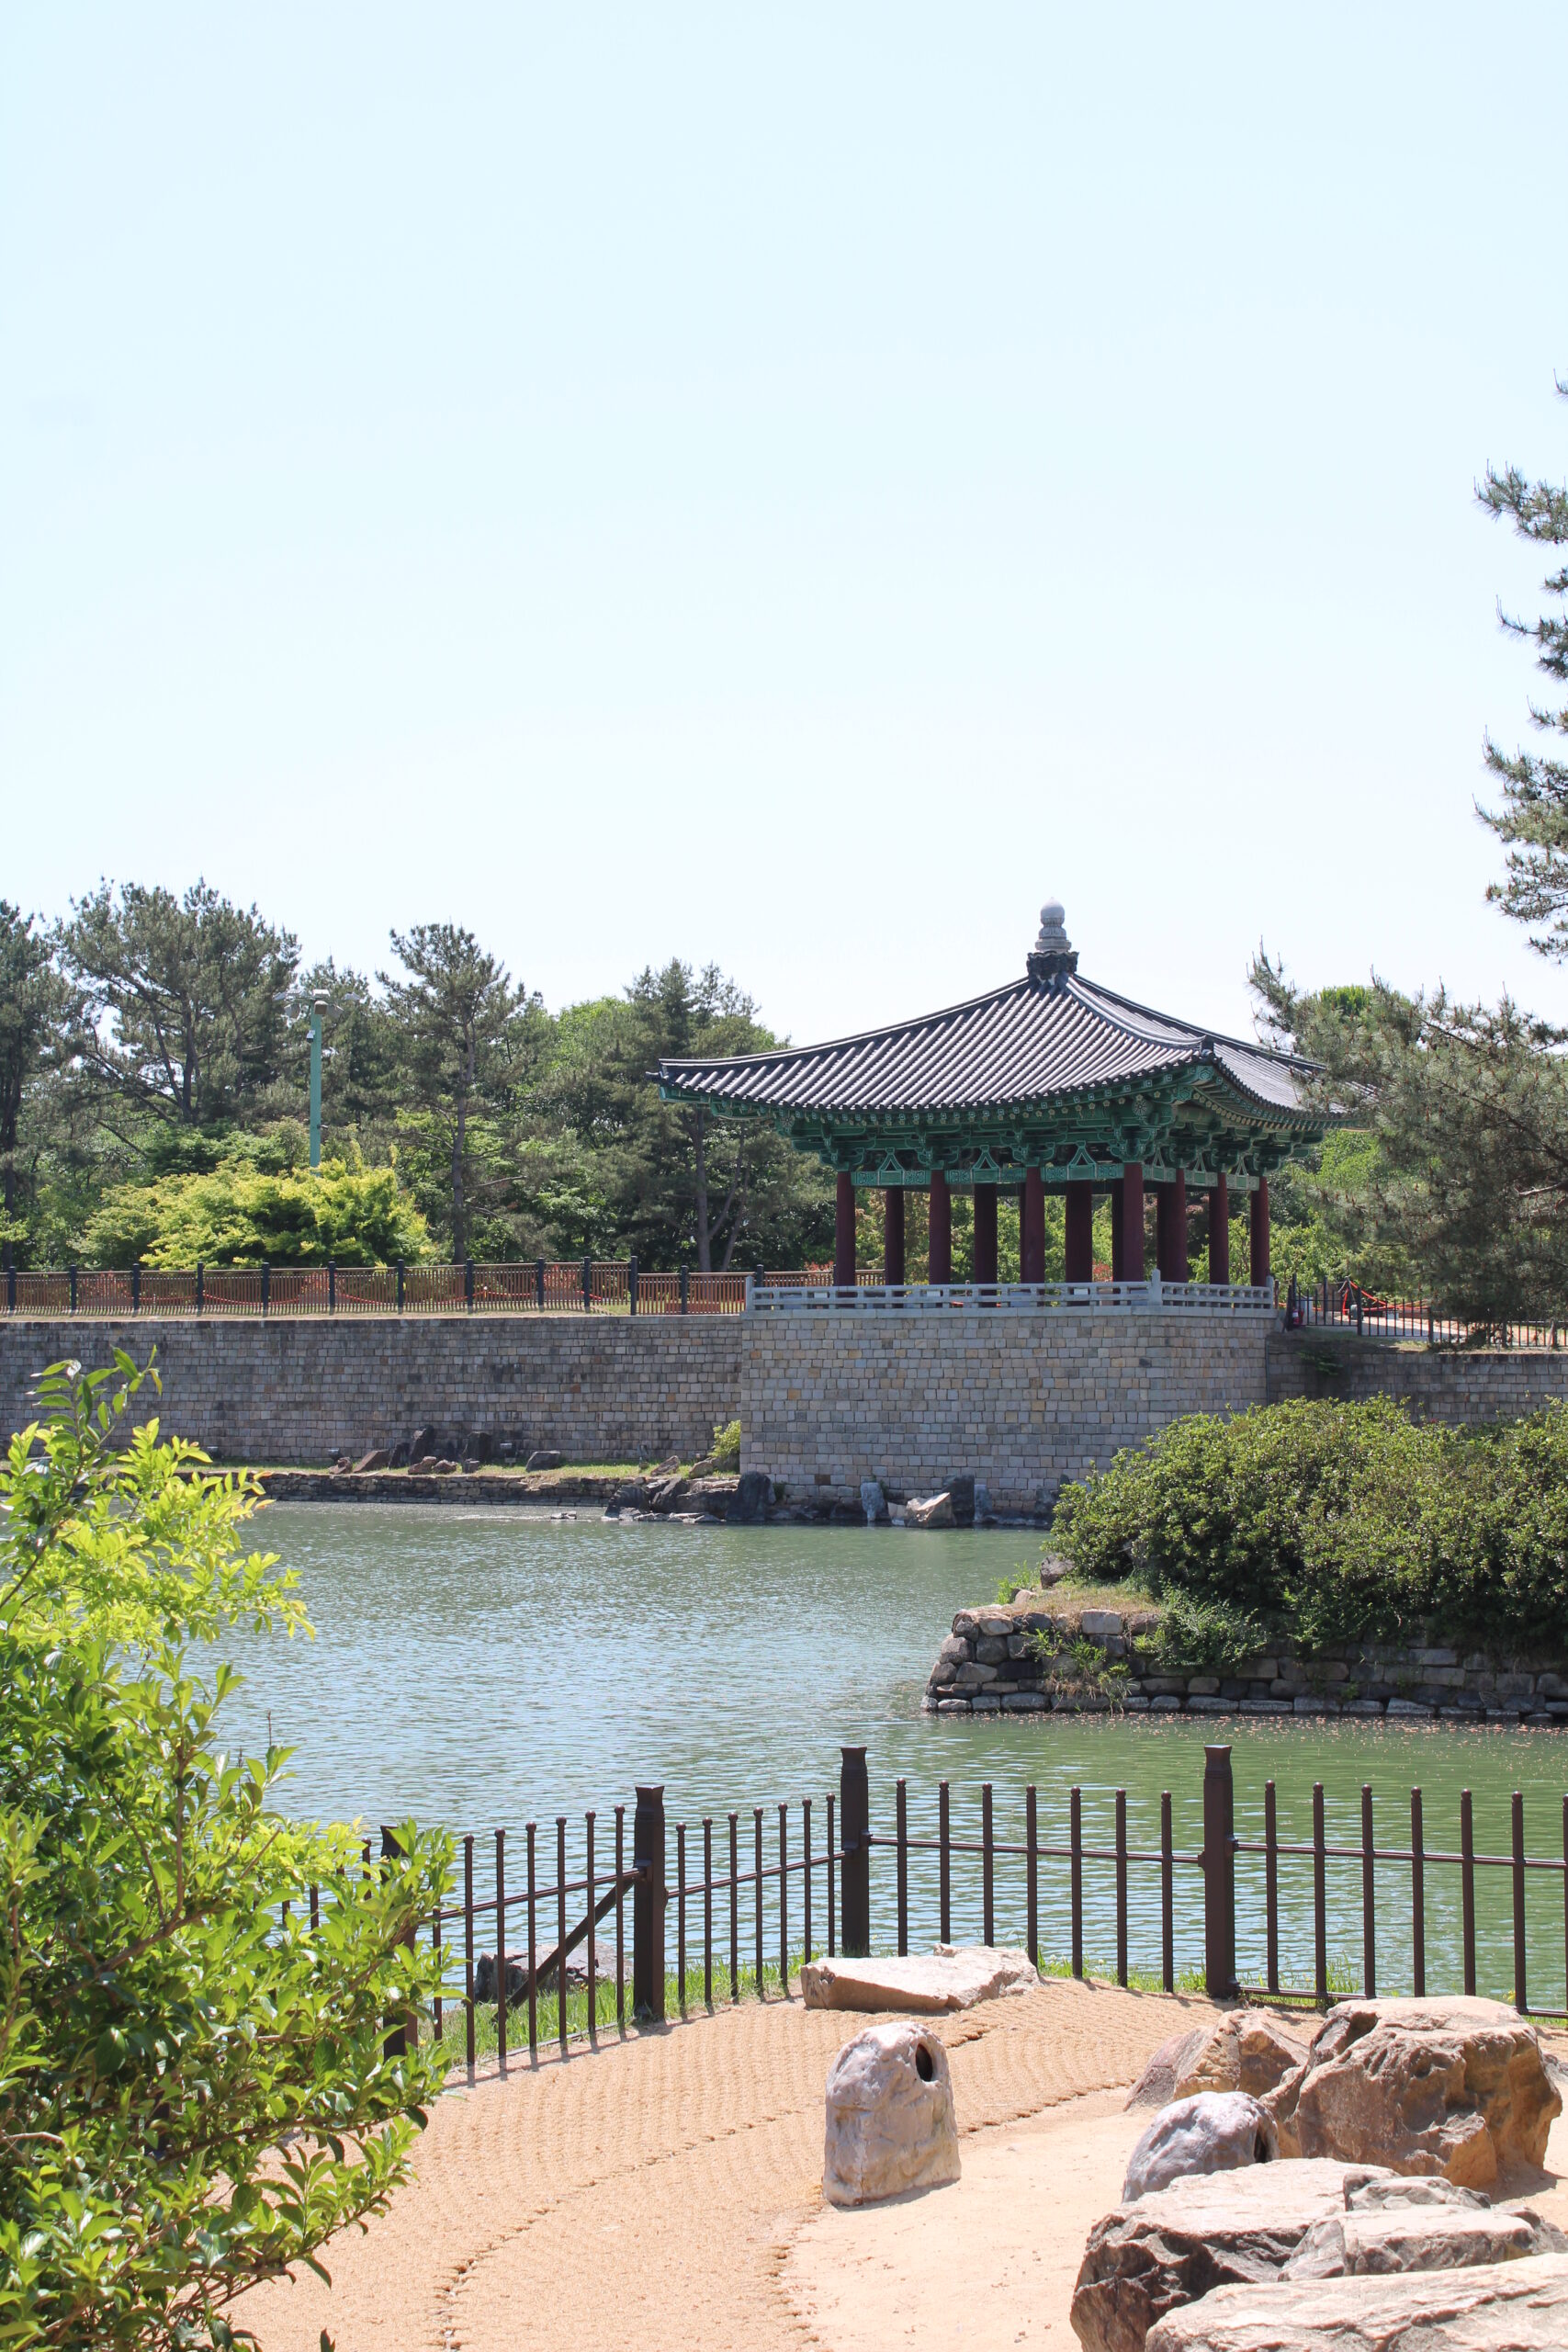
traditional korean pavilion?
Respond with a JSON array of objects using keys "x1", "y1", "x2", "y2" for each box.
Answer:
[{"x1": 657, "y1": 902, "x2": 1325, "y2": 1291}]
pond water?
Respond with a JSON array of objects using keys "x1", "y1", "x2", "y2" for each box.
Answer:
[{"x1": 230, "y1": 1504, "x2": 1568, "y2": 2008}]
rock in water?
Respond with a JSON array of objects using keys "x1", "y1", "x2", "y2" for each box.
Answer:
[
  {"x1": 726, "y1": 1469, "x2": 773, "y2": 1523},
  {"x1": 822, "y1": 2020, "x2": 960, "y2": 2206},
  {"x1": 860, "y1": 1477, "x2": 887, "y2": 1523},
  {"x1": 905, "y1": 1491, "x2": 956, "y2": 1529},
  {"x1": 801, "y1": 1944, "x2": 1036, "y2": 2014},
  {"x1": 1281, "y1": 2201, "x2": 1559, "y2": 2278},
  {"x1": 1141, "y1": 2253, "x2": 1568, "y2": 2349},
  {"x1": 1129, "y1": 2013, "x2": 1308, "y2": 2110},
  {"x1": 1072, "y1": 2160, "x2": 1391, "y2": 2352},
  {"x1": 1265, "y1": 1996, "x2": 1562, "y2": 2186},
  {"x1": 1123, "y1": 2093, "x2": 1278, "y2": 2201}
]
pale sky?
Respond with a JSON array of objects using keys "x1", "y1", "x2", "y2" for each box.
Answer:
[{"x1": 6, "y1": 4, "x2": 1568, "y2": 1047}]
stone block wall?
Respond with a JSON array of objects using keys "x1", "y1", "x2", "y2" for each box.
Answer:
[
  {"x1": 740, "y1": 1306, "x2": 1275, "y2": 1512},
  {"x1": 926, "y1": 1591, "x2": 1568, "y2": 1728},
  {"x1": 1267, "y1": 1331, "x2": 1568, "y2": 1421},
  {"x1": 0, "y1": 1317, "x2": 744, "y2": 1465}
]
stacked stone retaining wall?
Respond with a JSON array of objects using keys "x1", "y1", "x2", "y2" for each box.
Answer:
[
  {"x1": 6, "y1": 1311, "x2": 1568, "y2": 1483},
  {"x1": 0, "y1": 1317, "x2": 743, "y2": 1466},
  {"x1": 926, "y1": 1590, "x2": 1568, "y2": 1726},
  {"x1": 742, "y1": 1305, "x2": 1274, "y2": 1512},
  {"x1": 1267, "y1": 1331, "x2": 1568, "y2": 1422}
]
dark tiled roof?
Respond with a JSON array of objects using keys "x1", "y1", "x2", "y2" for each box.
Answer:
[{"x1": 658, "y1": 971, "x2": 1314, "y2": 1122}]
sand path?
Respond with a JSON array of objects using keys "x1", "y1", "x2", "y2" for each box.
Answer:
[{"x1": 238, "y1": 1976, "x2": 1202, "y2": 2352}]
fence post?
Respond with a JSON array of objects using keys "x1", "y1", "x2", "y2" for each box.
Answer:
[
  {"x1": 628, "y1": 1254, "x2": 638, "y2": 1317},
  {"x1": 69, "y1": 1265, "x2": 78, "y2": 1315},
  {"x1": 328, "y1": 1258, "x2": 335, "y2": 1314},
  {"x1": 465, "y1": 1257, "x2": 475, "y2": 1312},
  {"x1": 581, "y1": 1254, "x2": 592, "y2": 1313},
  {"x1": 840, "y1": 1746, "x2": 870, "y2": 1956},
  {"x1": 6, "y1": 1261, "x2": 15, "y2": 1314},
  {"x1": 536, "y1": 1257, "x2": 546, "y2": 1310},
  {"x1": 195, "y1": 1261, "x2": 203, "y2": 1316},
  {"x1": 680, "y1": 1260, "x2": 689, "y2": 1315},
  {"x1": 261, "y1": 1259, "x2": 270, "y2": 1317},
  {"x1": 131, "y1": 1261, "x2": 141, "y2": 1314},
  {"x1": 378, "y1": 1826, "x2": 414, "y2": 2059},
  {"x1": 1201, "y1": 1745, "x2": 1237, "y2": 1999},
  {"x1": 632, "y1": 1784, "x2": 666, "y2": 2020},
  {"x1": 396, "y1": 1258, "x2": 405, "y2": 1313}
]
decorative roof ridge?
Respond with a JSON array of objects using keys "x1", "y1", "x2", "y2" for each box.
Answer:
[
  {"x1": 656, "y1": 971, "x2": 1031, "y2": 1075},
  {"x1": 1071, "y1": 973, "x2": 1319, "y2": 1076}
]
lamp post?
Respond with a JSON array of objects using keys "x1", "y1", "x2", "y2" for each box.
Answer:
[{"x1": 309, "y1": 992, "x2": 329, "y2": 1170}]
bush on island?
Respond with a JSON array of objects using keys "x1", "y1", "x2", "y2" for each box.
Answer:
[
  {"x1": 1050, "y1": 1396, "x2": 1568, "y2": 1654},
  {"x1": 0, "y1": 1354, "x2": 451, "y2": 2352}
]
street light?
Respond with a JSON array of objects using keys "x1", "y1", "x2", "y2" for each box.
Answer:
[{"x1": 309, "y1": 992, "x2": 330, "y2": 1170}]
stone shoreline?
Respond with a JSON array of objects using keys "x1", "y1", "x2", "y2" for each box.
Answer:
[{"x1": 924, "y1": 1588, "x2": 1568, "y2": 1727}]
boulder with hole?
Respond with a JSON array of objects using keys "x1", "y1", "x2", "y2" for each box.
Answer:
[
  {"x1": 1123, "y1": 2093, "x2": 1278, "y2": 2201},
  {"x1": 822, "y1": 2019, "x2": 960, "y2": 2206}
]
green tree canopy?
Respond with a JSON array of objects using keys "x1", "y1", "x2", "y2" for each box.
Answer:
[
  {"x1": 62, "y1": 881, "x2": 299, "y2": 1128},
  {"x1": 1478, "y1": 376, "x2": 1568, "y2": 955},
  {"x1": 0, "y1": 903, "x2": 80, "y2": 1261}
]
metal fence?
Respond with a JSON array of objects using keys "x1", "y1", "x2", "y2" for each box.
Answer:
[
  {"x1": 314, "y1": 1743, "x2": 1568, "y2": 2078},
  {"x1": 1290, "y1": 1273, "x2": 1562, "y2": 1351},
  {"x1": 0, "y1": 1259, "x2": 750, "y2": 1318}
]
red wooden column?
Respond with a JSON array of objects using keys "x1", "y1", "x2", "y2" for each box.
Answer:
[
  {"x1": 1249, "y1": 1175, "x2": 1270, "y2": 1289},
  {"x1": 1065, "y1": 1181, "x2": 1094, "y2": 1283},
  {"x1": 1209, "y1": 1173, "x2": 1230, "y2": 1285},
  {"x1": 1121, "y1": 1162, "x2": 1145, "y2": 1282},
  {"x1": 1021, "y1": 1169, "x2": 1045, "y2": 1284},
  {"x1": 1156, "y1": 1171, "x2": 1188, "y2": 1283},
  {"x1": 929, "y1": 1171, "x2": 953, "y2": 1285},
  {"x1": 835, "y1": 1171, "x2": 856, "y2": 1290},
  {"x1": 884, "y1": 1186, "x2": 906, "y2": 1288},
  {"x1": 973, "y1": 1184, "x2": 998, "y2": 1284}
]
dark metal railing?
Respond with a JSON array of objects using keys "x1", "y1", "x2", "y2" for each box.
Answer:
[
  {"x1": 310, "y1": 1744, "x2": 1568, "y2": 2076},
  {"x1": 1288, "y1": 1272, "x2": 1563, "y2": 1351},
  {"x1": 1, "y1": 1258, "x2": 752, "y2": 1319}
]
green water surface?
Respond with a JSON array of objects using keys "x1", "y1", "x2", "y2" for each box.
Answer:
[{"x1": 229, "y1": 1505, "x2": 1568, "y2": 2007}]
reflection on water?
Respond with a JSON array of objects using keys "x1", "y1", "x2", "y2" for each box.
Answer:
[{"x1": 227, "y1": 1504, "x2": 1568, "y2": 2007}]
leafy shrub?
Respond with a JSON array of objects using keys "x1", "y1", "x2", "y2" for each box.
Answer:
[
  {"x1": 709, "y1": 1418, "x2": 741, "y2": 1469},
  {"x1": 1145, "y1": 1591, "x2": 1269, "y2": 1675},
  {"x1": 0, "y1": 1355, "x2": 452, "y2": 2351},
  {"x1": 1051, "y1": 1396, "x2": 1568, "y2": 1653},
  {"x1": 81, "y1": 1128, "x2": 431, "y2": 1267}
]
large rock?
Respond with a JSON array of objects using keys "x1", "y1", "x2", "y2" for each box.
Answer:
[
  {"x1": 525, "y1": 1449, "x2": 563, "y2": 1472},
  {"x1": 822, "y1": 2019, "x2": 960, "y2": 2206},
  {"x1": 1281, "y1": 2200, "x2": 1560, "y2": 2278},
  {"x1": 726, "y1": 1469, "x2": 773, "y2": 1524},
  {"x1": 1266, "y1": 1997, "x2": 1562, "y2": 2187},
  {"x1": 945, "y1": 1474, "x2": 976, "y2": 1526},
  {"x1": 905, "y1": 1492, "x2": 956, "y2": 1529},
  {"x1": 801, "y1": 1943, "x2": 1036, "y2": 2015},
  {"x1": 861, "y1": 1477, "x2": 888, "y2": 1523},
  {"x1": 1129, "y1": 2014, "x2": 1308, "y2": 2110},
  {"x1": 1142, "y1": 2254, "x2": 1568, "y2": 2349},
  {"x1": 1123, "y1": 2093, "x2": 1278, "y2": 2201},
  {"x1": 1071, "y1": 2160, "x2": 1390, "y2": 2352}
]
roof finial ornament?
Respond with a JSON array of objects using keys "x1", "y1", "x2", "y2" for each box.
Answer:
[{"x1": 1027, "y1": 898, "x2": 1078, "y2": 986}]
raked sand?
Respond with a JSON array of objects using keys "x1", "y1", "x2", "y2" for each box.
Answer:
[{"x1": 236, "y1": 1984, "x2": 1568, "y2": 2352}]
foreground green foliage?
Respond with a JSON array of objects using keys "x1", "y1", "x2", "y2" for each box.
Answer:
[
  {"x1": 0, "y1": 1357, "x2": 452, "y2": 2352},
  {"x1": 1051, "y1": 1396, "x2": 1568, "y2": 1653}
]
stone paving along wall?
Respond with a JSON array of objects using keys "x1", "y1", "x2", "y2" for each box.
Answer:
[{"x1": 0, "y1": 1317, "x2": 744, "y2": 1465}]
